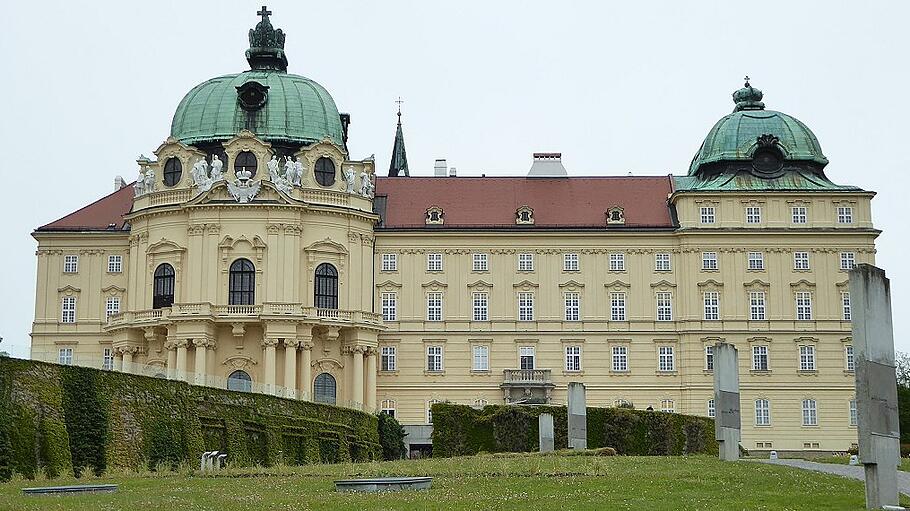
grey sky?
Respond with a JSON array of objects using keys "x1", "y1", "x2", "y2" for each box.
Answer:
[{"x1": 1, "y1": 1, "x2": 907, "y2": 357}]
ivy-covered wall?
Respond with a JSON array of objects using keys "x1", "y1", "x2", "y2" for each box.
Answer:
[
  {"x1": 0, "y1": 358, "x2": 380, "y2": 481},
  {"x1": 431, "y1": 403, "x2": 718, "y2": 457}
]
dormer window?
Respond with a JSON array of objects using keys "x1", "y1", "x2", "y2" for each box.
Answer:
[
  {"x1": 163, "y1": 157, "x2": 182, "y2": 187},
  {"x1": 426, "y1": 206, "x2": 444, "y2": 225},
  {"x1": 516, "y1": 205, "x2": 534, "y2": 225},
  {"x1": 606, "y1": 206, "x2": 625, "y2": 225}
]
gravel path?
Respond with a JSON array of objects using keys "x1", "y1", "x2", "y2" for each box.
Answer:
[{"x1": 757, "y1": 458, "x2": 910, "y2": 496}]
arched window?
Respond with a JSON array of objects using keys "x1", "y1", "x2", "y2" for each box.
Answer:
[
  {"x1": 314, "y1": 263, "x2": 338, "y2": 309},
  {"x1": 314, "y1": 157, "x2": 336, "y2": 186},
  {"x1": 234, "y1": 151, "x2": 258, "y2": 178},
  {"x1": 314, "y1": 373, "x2": 336, "y2": 404},
  {"x1": 227, "y1": 370, "x2": 252, "y2": 392},
  {"x1": 229, "y1": 259, "x2": 255, "y2": 305},
  {"x1": 153, "y1": 263, "x2": 175, "y2": 309}
]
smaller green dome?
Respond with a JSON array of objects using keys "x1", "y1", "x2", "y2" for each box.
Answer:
[{"x1": 689, "y1": 81, "x2": 828, "y2": 175}]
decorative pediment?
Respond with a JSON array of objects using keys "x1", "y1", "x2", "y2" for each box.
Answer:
[
  {"x1": 650, "y1": 280, "x2": 677, "y2": 288},
  {"x1": 422, "y1": 280, "x2": 448, "y2": 291},
  {"x1": 298, "y1": 137, "x2": 346, "y2": 163},
  {"x1": 835, "y1": 280, "x2": 849, "y2": 289},
  {"x1": 101, "y1": 285, "x2": 127, "y2": 295},
  {"x1": 147, "y1": 238, "x2": 186, "y2": 255},
  {"x1": 467, "y1": 280, "x2": 493, "y2": 289},
  {"x1": 513, "y1": 280, "x2": 539, "y2": 291},
  {"x1": 57, "y1": 285, "x2": 81, "y2": 294},
  {"x1": 219, "y1": 235, "x2": 267, "y2": 262},
  {"x1": 313, "y1": 357, "x2": 344, "y2": 372},
  {"x1": 743, "y1": 279, "x2": 770, "y2": 289},
  {"x1": 789, "y1": 279, "x2": 816, "y2": 288},
  {"x1": 222, "y1": 355, "x2": 258, "y2": 371},
  {"x1": 559, "y1": 280, "x2": 585, "y2": 291},
  {"x1": 376, "y1": 280, "x2": 402, "y2": 290},
  {"x1": 223, "y1": 129, "x2": 272, "y2": 152},
  {"x1": 697, "y1": 279, "x2": 724, "y2": 288},
  {"x1": 604, "y1": 280, "x2": 631, "y2": 290},
  {"x1": 154, "y1": 136, "x2": 200, "y2": 158},
  {"x1": 304, "y1": 238, "x2": 349, "y2": 256}
]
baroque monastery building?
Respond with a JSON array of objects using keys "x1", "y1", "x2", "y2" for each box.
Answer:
[{"x1": 31, "y1": 9, "x2": 878, "y2": 454}]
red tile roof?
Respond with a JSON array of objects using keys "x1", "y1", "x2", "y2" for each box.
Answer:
[
  {"x1": 375, "y1": 176, "x2": 675, "y2": 229},
  {"x1": 36, "y1": 184, "x2": 134, "y2": 232}
]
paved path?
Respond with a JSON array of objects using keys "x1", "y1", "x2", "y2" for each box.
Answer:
[{"x1": 756, "y1": 458, "x2": 910, "y2": 496}]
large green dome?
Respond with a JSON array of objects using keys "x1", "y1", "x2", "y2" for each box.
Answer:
[{"x1": 688, "y1": 82, "x2": 828, "y2": 175}]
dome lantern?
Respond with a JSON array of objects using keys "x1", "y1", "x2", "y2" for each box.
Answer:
[{"x1": 246, "y1": 6, "x2": 288, "y2": 72}]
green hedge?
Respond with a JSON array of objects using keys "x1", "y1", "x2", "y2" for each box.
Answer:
[
  {"x1": 431, "y1": 403, "x2": 717, "y2": 457},
  {"x1": 376, "y1": 412, "x2": 407, "y2": 461},
  {"x1": 0, "y1": 358, "x2": 380, "y2": 481}
]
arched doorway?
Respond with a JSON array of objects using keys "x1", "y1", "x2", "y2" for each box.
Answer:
[
  {"x1": 314, "y1": 372, "x2": 336, "y2": 404},
  {"x1": 227, "y1": 369, "x2": 252, "y2": 392}
]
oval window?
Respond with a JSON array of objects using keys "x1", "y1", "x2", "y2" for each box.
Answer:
[
  {"x1": 163, "y1": 157, "x2": 182, "y2": 187},
  {"x1": 752, "y1": 148, "x2": 783, "y2": 175},
  {"x1": 234, "y1": 151, "x2": 258, "y2": 178},
  {"x1": 314, "y1": 157, "x2": 336, "y2": 187}
]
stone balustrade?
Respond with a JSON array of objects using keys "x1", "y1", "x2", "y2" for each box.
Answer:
[{"x1": 502, "y1": 368, "x2": 552, "y2": 384}]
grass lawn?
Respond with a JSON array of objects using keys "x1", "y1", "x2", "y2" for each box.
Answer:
[{"x1": 1, "y1": 454, "x2": 907, "y2": 510}]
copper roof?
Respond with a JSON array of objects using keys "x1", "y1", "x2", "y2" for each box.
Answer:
[{"x1": 36, "y1": 184, "x2": 134, "y2": 232}]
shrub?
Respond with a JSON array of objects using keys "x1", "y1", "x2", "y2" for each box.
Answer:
[
  {"x1": 61, "y1": 367, "x2": 108, "y2": 477},
  {"x1": 377, "y1": 413, "x2": 407, "y2": 461}
]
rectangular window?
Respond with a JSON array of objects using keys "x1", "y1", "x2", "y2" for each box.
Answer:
[
  {"x1": 61, "y1": 296, "x2": 76, "y2": 323},
  {"x1": 107, "y1": 255, "x2": 123, "y2": 273},
  {"x1": 564, "y1": 253, "x2": 579, "y2": 271},
  {"x1": 656, "y1": 292, "x2": 673, "y2": 321},
  {"x1": 105, "y1": 297, "x2": 120, "y2": 318},
  {"x1": 565, "y1": 345, "x2": 581, "y2": 372},
  {"x1": 705, "y1": 346, "x2": 714, "y2": 371},
  {"x1": 63, "y1": 254, "x2": 79, "y2": 273},
  {"x1": 427, "y1": 253, "x2": 443, "y2": 272},
  {"x1": 708, "y1": 399, "x2": 716, "y2": 418},
  {"x1": 840, "y1": 251, "x2": 856, "y2": 270},
  {"x1": 518, "y1": 292, "x2": 534, "y2": 321},
  {"x1": 381, "y1": 292, "x2": 397, "y2": 322},
  {"x1": 610, "y1": 292, "x2": 627, "y2": 321},
  {"x1": 381, "y1": 253, "x2": 397, "y2": 272},
  {"x1": 700, "y1": 206, "x2": 716, "y2": 224},
  {"x1": 655, "y1": 252, "x2": 671, "y2": 271},
  {"x1": 749, "y1": 291, "x2": 766, "y2": 320},
  {"x1": 564, "y1": 292, "x2": 580, "y2": 321},
  {"x1": 794, "y1": 251, "x2": 810, "y2": 270},
  {"x1": 518, "y1": 253, "x2": 534, "y2": 272},
  {"x1": 609, "y1": 253, "x2": 625, "y2": 271},
  {"x1": 802, "y1": 399, "x2": 818, "y2": 426},
  {"x1": 845, "y1": 345, "x2": 855, "y2": 372},
  {"x1": 380, "y1": 400, "x2": 396, "y2": 418},
  {"x1": 746, "y1": 206, "x2": 762, "y2": 224},
  {"x1": 473, "y1": 253, "x2": 488, "y2": 272},
  {"x1": 102, "y1": 348, "x2": 114, "y2": 370},
  {"x1": 472, "y1": 292, "x2": 489, "y2": 321},
  {"x1": 426, "y1": 345, "x2": 443, "y2": 372},
  {"x1": 702, "y1": 252, "x2": 718, "y2": 270},
  {"x1": 842, "y1": 292, "x2": 852, "y2": 321},
  {"x1": 660, "y1": 399, "x2": 675, "y2": 413},
  {"x1": 58, "y1": 347, "x2": 73, "y2": 365},
  {"x1": 755, "y1": 399, "x2": 771, "y2": 426},
  {"x1": 427, "y1": 399, "x2": 440, "y2": 424},
  {"x1": 426, "y1": 292, "x2": 443, "y2": 321},
  {"x1": 792, "y1": 206, "x2": 808, "y2": 224},
  {"x1": 381, "y1": 346, "x2": 397, "y2": 371},
  {"x1": 795, "y1": 291, "x2": 813, "y2": 321},
  {"x1": 703, "y1": 291, "x2": 719, "y2": 321},
  {"x1": 747, "y1": 251, "x2": 764, "y2": 270},
  {"x1": 799, "y1": 345, "x2": 816, "y2": 371},
  {"x1": 472, "y1": 345, "x2": 490, "y2": 371},
  {"x1": 849, "y1": 399, "x2": 857, "y2": 426},
  {"x1": 752, "y1": 345, "x2": 769, "y2": 371},
  {"x1": 611, "y1": 346, "x2": 628, "y2": 372},
  {"x1": 658, "y1": 345, "x2": 675, "y2": 372},
  {"x1": 837, "y1": 206, "x2": 854, "y2": 224},
  {"x1": 519, "y1": 346, "x2": 535, "y2": 370}
]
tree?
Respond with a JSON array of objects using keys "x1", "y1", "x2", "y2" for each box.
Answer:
[{"x1": 896, "y1": 351, "x2": 910, "y2": 388}]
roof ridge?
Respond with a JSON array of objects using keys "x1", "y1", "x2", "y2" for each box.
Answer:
[{"x1": 37, "y1": 184, "x2": 134, "y2": 231}]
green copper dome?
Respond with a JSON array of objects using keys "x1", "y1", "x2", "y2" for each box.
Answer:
[{"x1": 688, "y1": 81, "x2": 828, "y2": 176}]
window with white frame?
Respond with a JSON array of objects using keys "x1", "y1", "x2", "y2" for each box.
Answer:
[
  {"x1": 380, "y1": 399, "x2": 396, "y2": 418},
  {"x1": 752, "y1": 345, "x2": 769, "y2": 371},
  {"x1": 703, "y1": 291, "x2": 719, "y2": 321},
  {"x1": 609, "y1": 253, "x2": 625, "y2": 271},
  {"x1": 794, "y1": 251, "x2": 810, "y2": 270},
  {"x1": 102, "y1": 347, "x2": 114, "y2": 370},
  {"x1": 58, "y1": 347, "x2": 73, "y2": 365},
  {"x1": 519, "y1": 346, "x2": 536, "y2": 370},
  {"x1": 702, "y1": 252, "x2": 718, "y2": 270},
  {"x1": 849, "y1": 399, "x2": 857, "y2": 426},
  {"x1": 747, "y1": 251, "x2": 764, "y2": 270},
  {"x1": 381, "y1": 253, "x2": 398, "y2": 272},
  {"x1": 427, "y1": 253, "x2": 443, "y2": 272},
  {"x1": 842, "y1": 291, "x2": 852, "y2": 321},
  {"x1": 755, "y1": 399, "x2": 771, "y2": 426},
  {"x1": 426, "y1": 345, "x2": 443, "y2": 372},
  {"x1": 611, "y1": 345, "x2": 628, "y2": 372},
  {"x1": 707, "y1": 399, "x2": 716, "y2": 418},
  {"x1": 799, "y1": 345, "x2": 816, "y2": 371},
  {"x1": 381, "y1": 346, "x2": 397, "y2": 371},
  {"x1": 614, "y1": 399, "x2": 632, "y2": 408},
  {"x1": 658, "y1": 345, "x2": 675, "y2": 372},
  {"x1": 704, "y1": 345, "x2": 714, "y2": 371},
  {"x1": 564, "y1": 253, "x2": 579, "y2": 271},
  {"x1": 472, "y1": 253, "x2": 488, "y2": 272},
  {"x1": 472, "y1": 292, "x2": 489, "y2": 321},
  {"x1": 61, "y1": 296, "x2": 76, "y2": 323},
  {"x1": 795, "y1": 291, "x2": 813, "y2": 321},
  {"x1": 656, "y1": 292, "x2": 673, "y2": 321},
  {"x1": 565, "y1": 345, "x2": 582, "y2": 372},
  {"x1": 518, "y1": 253, "x2": 534, "y2": 272},
  {"x1": 655, "y1": 252, "x2": 671, "y2": 271},
  {"x1": 610, "y1": 292, "x2": 627, "y2": 321},
  {"x1": 840, "y1": 251, "x2": 856, "y2": 270},
  {"x1": 105, "y1": 297, "x2": 120, "y2": 318},
  {"x1": 749, "y1": 291, "x2": 766, "y2": 320},
  {"x1": 746, "y1": 206, "x2": 762, "y2": 224},
  {"x1": 660, "y1": 399, "x2": 675, "y2": 413},
  {"x1": 700, "y1": 206, "x2": 716, "y2": 224},
  {"x1": 845, "y1": 345, "x2": 855, "y2": 372},
  {"x1": 107, "y1": 255, "x2": 123, "y2": 273},
  {"x1": 473, "y1": 399, "x2": 489, "y2": 409},
  {"x1": 427, "y1": 399, "x2": 441, "y2": 423},
  {"x1": 63, "y1": 254, "x2": 79, "y2": 273},
  {"x1": 802, "y1": 399, "x2": 818, "y2": 426},
  {"x1": 791, "y1": 206, "x2": 808, "y2": 224},
  {"x1": 472, "y1": 345, "x2": 490, "y2": 371},
  {"x1": 837, "y1": 206, "x2": 854, "y2": 224},
  {"x1": 564, "y1": 292, "x2": 580, "y2": 321},
  {"x1": 426, "y1": 292, "x2": 443, "y2": 321},
  {"x1": 381, "y1": 292, "x2": 397, "y2": 322},
  {"x1": 518, "y1": 292, "x2": 534, "y2": 321}
]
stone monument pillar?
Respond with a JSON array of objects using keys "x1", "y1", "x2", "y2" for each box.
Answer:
[
  {"x1": 713, "y1": 342, "x2": 740, "y2": 461},
  {"x1": 567, "y1": 382, "x2": 587, "y2": 450},
  {"x1": 538, "y1": 413, "x2": 555, "y2": 453},
  {"x1": 850, "y1": 264, "x2": 902, "y2": 510}
]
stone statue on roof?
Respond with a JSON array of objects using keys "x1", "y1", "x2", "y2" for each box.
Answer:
[
  {"x1": 210, "y1": 155, "x2": 224, "y2": 182},
  {"x1": 344, "y1": 166, "x2": 356, "y2": 194}
]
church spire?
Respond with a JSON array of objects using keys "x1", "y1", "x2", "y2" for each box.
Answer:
[{"x1": 388, "y1": 98, "x2": 410, "y2": 177}]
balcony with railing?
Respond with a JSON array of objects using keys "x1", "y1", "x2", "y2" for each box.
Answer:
[{"x1": 500, "y1": 368, "x2": 554, "y2": 404}]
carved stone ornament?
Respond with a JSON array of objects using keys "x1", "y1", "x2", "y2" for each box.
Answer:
[
  {"x1": 343, "y1": 166, "x2": 356, "y2": 193},
  {"x1": 227, "y1": 168, "x2": 262, "y2": 203},
  {"x1": 756, "y1": 134, "x2": 780, "y2": 148},
  {"x1": 134, "y1": 166, "x2": 156, "y2": 197}
]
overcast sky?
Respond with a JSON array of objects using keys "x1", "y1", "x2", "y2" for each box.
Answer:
[{"x1": 1, "y1": 1, "x2": 908, "y2": 357}]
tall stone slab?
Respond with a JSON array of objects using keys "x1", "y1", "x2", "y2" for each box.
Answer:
[
  {"x1": 538, "y1": 413, "x2": 555, "y2": 453},
  {"x1": 850, "y1": 264, "x2": 902, "y2": 510},
  {"x1": 713, "y1": 342, "x2": 740, "y2": 461},
  {"x1": 567, "y1": 382, "x2": 587, "y2": 450}
]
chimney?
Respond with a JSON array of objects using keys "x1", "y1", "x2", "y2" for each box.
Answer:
[
  {"x1": 114, "y1": 176, "x2": 126, "y2": 190},
  {"x1": 527, "y1": 152, "x2": 568, "y2": 177},
  {"x1": 434, "y1": 159, "x2": 447, "y2": 177},
  {"x1": 449, "y1": 166, "x2": 457, "y2": 177}
]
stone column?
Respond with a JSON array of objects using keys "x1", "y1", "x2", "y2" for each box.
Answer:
[
  {"x1": 284, "y1": 339, "x2": 299, "y2": 399},
  {"x1": 567, "y1": 382, "x2": 587, "y2": 450},
  {"x1": 850, "y1": 264, "x2": 901, "y2": 510},
  {"x1": 114, "y1": 349, "x2": 124, "y2": 372},
  {"x1": 539, "y1": 413, "x2": 555, "y2": 453},
  {"x1": 351, "y1": 346, "x2": 365, "y2": 409},
  {"x1": 365, "y1": 348, "x2": 377, "y2": 412},
  {"x1": 121, "y1": 347, "x2": 134, "y2": 374},
  {"x1": 300, "y1": 341, "x2": 313, "y2": 401},
  {"x1": 713, "y1": 342, "x2": 741, "y2": 462},
  {"x1": 175, "y1": 339, "x2": 189, "y2": 382},
  {"x1": 193, "y1": 338, "x2": 210, "y2": 386},
  {"x1": 165, "y1": 340, "x2": 177, "y2": 380},
  {"x1": 262, "y1": 338, "x2": 279, "y2": 395}
]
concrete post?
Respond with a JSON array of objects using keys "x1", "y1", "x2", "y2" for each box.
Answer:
[
  {"x1": 300, "y1": 341, "x2": 313, "y2": 401},
  {"x1": 713, "y1": 342, "x2": 741, "y2": 462},
  {"x1": 567, "y1": 382, "x2": 587, "y2": 450},
  {"x1": 284, "y1": 339, "x2": 298, "y2": 399},
  {"x1": 538, "y1": 413, "x2": 555, "y2": 453},
  {"x1": 850, "y1": 264, "x2": 902, "y2": 510}
]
